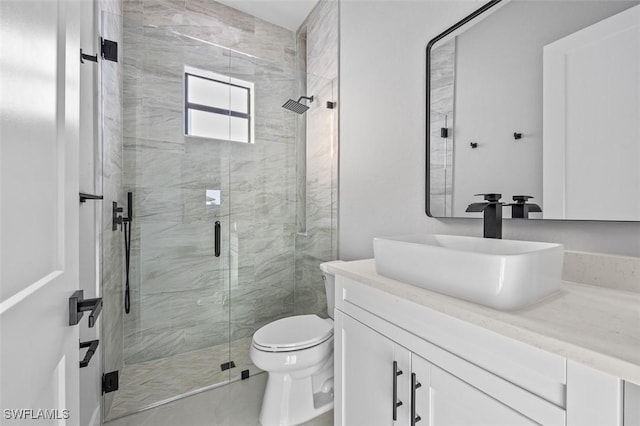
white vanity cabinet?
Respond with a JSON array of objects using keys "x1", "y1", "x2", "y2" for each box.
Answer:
[
  {"x1": 334, "y1": 274, "x2": 627, "y2": 426},
  {"x1": 339, "y1": 312, "x2": 410, "y2": 426},
  {"x1": 419, "y1": 361, "x2": 553, "y2": 426},
  {"x1": 337, "y1": 312, "x2": 562, "y2": 426}
]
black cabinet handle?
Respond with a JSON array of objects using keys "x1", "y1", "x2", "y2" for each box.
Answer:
[
  {"x1": 214, "y1": 221, "x2": 221, "y2": 257},
  {"x1": 393, "y1": 361, "x2": 403, "y2": 421},
  {"x1": 79, "y1": 340, "x2": 99, "y2": 368},
  {"x1": 411, "y1": 373, "x2": 422, "y2": 425},
  {"x1": 69, "y1": 290, "x2": 103, "y2": 328}
]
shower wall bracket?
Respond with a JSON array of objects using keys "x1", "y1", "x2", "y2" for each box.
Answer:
[{"x1": 101, "y1": 38, "x2": 118, "y2": 62}]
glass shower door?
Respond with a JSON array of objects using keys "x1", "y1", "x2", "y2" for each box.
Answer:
[
  {"x1": 102, "y1": 23, "x2": 234, "y2": 420},
  {"x1": 223, "y1": 49, "x2": 300, "y2": 385}
]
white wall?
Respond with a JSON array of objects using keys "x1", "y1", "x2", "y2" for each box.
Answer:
[{"x1": 339, "y1": 0, "x2": 640, "y2": 260}]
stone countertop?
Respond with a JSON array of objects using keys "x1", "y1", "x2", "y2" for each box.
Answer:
[{"x1": 327, "y1": 259, "x2": 640, "y2": 385}]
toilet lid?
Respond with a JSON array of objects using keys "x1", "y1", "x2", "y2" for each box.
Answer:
[{"x1": 253, "y1": 315, "x2": 333, "y2": 352}]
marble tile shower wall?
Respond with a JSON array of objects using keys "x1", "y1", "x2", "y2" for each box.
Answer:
[
  {"x1": 294, "y1": 0, "x2": 339, "y2": 317},
  {"x1": 100, "y1": 0, "x2": 124, "y2": 417},
  {"x1": 429, "y1": 39, "x2": 455, "y2": 217},
  {"x1": 122, "y1": 0, "x2": 303, "y2": 364}
]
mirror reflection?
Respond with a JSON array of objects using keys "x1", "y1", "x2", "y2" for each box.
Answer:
[{"x1": 427, "y1": 0, "x2": 640, "y2": 221}]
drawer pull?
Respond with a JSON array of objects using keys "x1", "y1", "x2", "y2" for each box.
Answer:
[
  {"x1": 393, "y1": 361, "x2": 403, "y2": 421},
  {"x1": 411, "y1": 373, "x2": 422, "y2": 425}
]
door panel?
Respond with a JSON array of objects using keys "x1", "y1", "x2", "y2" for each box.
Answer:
[
  {"x1": 0, "y1": 0, "x2": 81, "y2": 423},
  {"x1": 543, "y1": 4, "x2": 640, "y2": 220},
  {"x1": 430, "y1": 366, "x2": 539, "y2": 426},
  {"x1": 341, "y1": 314, "x2": 410, "y2": 426}
]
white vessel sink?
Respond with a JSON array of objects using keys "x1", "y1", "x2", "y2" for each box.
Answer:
[{"x1": 373, "y1": 234, "x2": 564, "y2": 310}]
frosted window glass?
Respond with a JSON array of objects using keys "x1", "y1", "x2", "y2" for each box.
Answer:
[
  {"x1": 184, "y1": 67, "x2": 253, "y2": 143},
  {"x1": 230, "y1": 117, "x2": 249, "y2": 142},
  {"x1": 229, "y1": 86, "x2": 249, "y2": 113},
  {"x1": 187, "y1": 75, "x2": 229, "y2": 109},
  {"x1": 188, "y1": 110, "x2": 230, "y2": 140}
]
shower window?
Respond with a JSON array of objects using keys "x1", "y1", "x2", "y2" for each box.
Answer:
[{"x1": 184, "y1": 66, "x2": 254, "y2": 143}]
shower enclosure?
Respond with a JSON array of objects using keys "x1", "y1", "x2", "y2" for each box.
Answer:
[{"x1": 101, "y1": 0, "x2": 338, "y2": 421}]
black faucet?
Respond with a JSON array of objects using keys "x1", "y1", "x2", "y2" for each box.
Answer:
[
  {"x1": 466, "y1": 193, "x2": 504, "y2": 239},
  {"x1": 508, "y1": 195, "x2": 541, "y2": 219}
]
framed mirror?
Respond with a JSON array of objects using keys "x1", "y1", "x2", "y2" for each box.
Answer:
[{"x1": 426, "y1": 0, "x2": 640, "y2": 221}]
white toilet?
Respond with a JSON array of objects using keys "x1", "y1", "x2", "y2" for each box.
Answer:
[{"x1": 250, "y1": 261, "x2": 340, "y2": 426}]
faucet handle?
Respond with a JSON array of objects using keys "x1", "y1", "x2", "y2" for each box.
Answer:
[
  {"x1": 473, "y1": 193, "x2": 502, "y2": 202},
  {"x1": 512, "y1": 195, "x2": 535, "y2": 204}
]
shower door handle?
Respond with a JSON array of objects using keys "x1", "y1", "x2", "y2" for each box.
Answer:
[{"x1": 214, "y1": 221, "x2": 221, "y2": 257}]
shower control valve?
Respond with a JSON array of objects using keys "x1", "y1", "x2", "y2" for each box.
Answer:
[
  {"x1": 112, "y1": 202, "x2": 125, "y2": 231},
  {"x1": 112, "y1": 193, "x2": 133, "y2": 231}
]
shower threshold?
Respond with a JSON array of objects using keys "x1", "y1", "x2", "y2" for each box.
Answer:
[{"x1": 105, "y1": 337, "x2": 260, "y2": 421}]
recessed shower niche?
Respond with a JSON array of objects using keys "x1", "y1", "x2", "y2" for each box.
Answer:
[{"x1": 100, "y1": 0, "x2": 338, "y2": 420}]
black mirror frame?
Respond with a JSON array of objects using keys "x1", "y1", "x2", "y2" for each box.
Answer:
[{"x1": 425, "y1": 0, "x2": 502, "y2": 217}]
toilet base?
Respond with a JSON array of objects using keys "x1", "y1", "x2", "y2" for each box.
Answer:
[{"x1": 258, "y1": 358, "x2": 334, "y2": 426}]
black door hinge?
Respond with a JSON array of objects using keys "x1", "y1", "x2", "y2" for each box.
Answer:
[
  {"x1": 220, "y1": 361, "x2": 236, "y2": 371},
  {"x1": 101, "y1": 38, "x2": 118, "y2": 62},
  {"x1": 102, "y1": 371, "x2": 119, "y2": 394}
]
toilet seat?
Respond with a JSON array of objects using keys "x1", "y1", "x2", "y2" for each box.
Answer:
[{"x1": 253, "y1": 314, "x2": 333, "y2": 352}]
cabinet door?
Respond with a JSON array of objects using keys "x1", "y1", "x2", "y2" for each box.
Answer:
[
  {"x1": 341, "y1": 313, "x2": 411, "y2": 426},
  {"x1": 427, "y1": 364, "x2": 540, "y2": 426}
]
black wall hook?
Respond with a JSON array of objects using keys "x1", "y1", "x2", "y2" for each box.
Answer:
[
  {"x1": 470, "y1": 142, "x2": 478, "y2": 149},
  {"x1": 79, "y1": 193, "x2": 103, "y2": 203},
  {"x1": 513, "y1": 132, "x2": 523, "y2": 140},
  {"x1": 80, "y1": 49, "x2": 98, "y2": 64}
]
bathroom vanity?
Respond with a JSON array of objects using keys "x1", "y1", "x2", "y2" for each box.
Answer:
[{"x1": 328, "y1": 260, "x2": 640, "y2": 426}]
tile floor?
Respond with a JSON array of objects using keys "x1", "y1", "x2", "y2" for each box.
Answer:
[
  {"x1": 104, "y1": 372, "x2": 334, "y2": 426},
  {"x1": 108, "y1": 338, "x2": 260, "y2": 419}
]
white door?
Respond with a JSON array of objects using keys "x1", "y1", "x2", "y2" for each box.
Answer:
[
  {"x1": 543, "y1": 4, "x2": 640, "y2": 220},
  {"x1": 0, "y1": 0, "x2": 81, "y2": 424}
]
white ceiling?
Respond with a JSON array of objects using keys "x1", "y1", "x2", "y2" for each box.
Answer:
[{"x1": 216, "y1": 0, "x2": 320, "y2": 32}]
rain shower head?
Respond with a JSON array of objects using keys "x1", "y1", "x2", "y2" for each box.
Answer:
[{"x1": 282, "y1": 95, "x2": 314, "y2": 114}]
